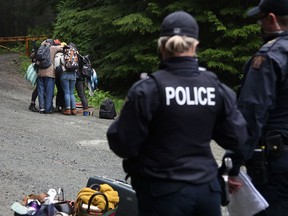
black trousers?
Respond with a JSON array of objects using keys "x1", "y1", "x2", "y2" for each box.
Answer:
[
  {"x1": 31, "y1": 84, "x2": 38, "y2": 102},
  {"x1": 254, "y1": 153, "x2": 288, "y2": 216},
  {"x1": 134, "y1": 176, "x2": 221, "y2": 216},
  {"x1": 75, "y1": 79, "x2": 88, "y2": 109},
  {"x1": 55, "y1": 76, "x2": 65, "y2": 109}
]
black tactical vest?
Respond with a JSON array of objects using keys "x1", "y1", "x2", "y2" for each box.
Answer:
[{"x1": 139, "y1": 69, "x2": 224, "y2": 183}]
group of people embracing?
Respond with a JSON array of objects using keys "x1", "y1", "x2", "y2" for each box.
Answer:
[{"x1": 28, "y1": 39, "x2": 89, "y2": 115}]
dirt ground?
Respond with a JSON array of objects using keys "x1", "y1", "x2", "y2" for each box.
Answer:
[
  {"x1": 0, "y1": 53, "x2": 125, "y2": 215},
  {"x1": 0, "y1": 53, "x2": 228, "y2": 215}
]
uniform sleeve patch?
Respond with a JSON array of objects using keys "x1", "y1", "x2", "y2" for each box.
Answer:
[{"x1": 252, "y1": 56, "x2": 265, "y2": 70}]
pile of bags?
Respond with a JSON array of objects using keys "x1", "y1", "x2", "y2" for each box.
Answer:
[{"x1": 11, "y1": 184, "x2": 119, "y2": 216}]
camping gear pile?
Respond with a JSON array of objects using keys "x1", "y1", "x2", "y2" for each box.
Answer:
[{"x1": 11, "y1": 181, "x2": 120, "y2": 216}]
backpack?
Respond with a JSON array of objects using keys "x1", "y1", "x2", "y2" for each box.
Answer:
[
  {"x1": 99, "y1": 98, "x2": 117, "y2": 119},
  {"x1": 54, "y1": 52, "x2": 64, "y2": 77},
  {"x1": 36, "y1": 44, "x2": 51, "y2": 69},
  {"x1": 63, "y1": 46, "x2": 79, "y2": 71},
  {"x1": 79, "y1": 55, "x2": 93, "y2": 78}
]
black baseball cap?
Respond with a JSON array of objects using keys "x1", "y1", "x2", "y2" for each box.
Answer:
[
  {"x1": 247, "y1": 0, "x2": 288, "y2": 17},
  {"x1": 160, "y1": 11, "x2": 199, "y2": 39}
]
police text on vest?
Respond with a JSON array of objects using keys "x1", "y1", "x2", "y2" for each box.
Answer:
[{"x1": 165, "y1": 87, "x2": 216, "y2": 106}]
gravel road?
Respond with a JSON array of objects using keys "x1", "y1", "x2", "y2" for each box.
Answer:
[
  {"x1": 0, "y1": 53, "x2": 228, "y2": 215},
  {"x1": 0, "y1": 53, "x2": 124, "y2": 215}
]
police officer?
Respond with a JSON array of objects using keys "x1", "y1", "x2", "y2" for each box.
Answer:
[
  {"x1": 107, "y1": 11, "x2": 247, "y2": 216},
  {"x1": 227, "y1": 0, "x2": 288, "y2": 215}
]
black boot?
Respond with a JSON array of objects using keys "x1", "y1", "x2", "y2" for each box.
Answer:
[{"x1": 29, "y1": 103, "x2": 39, "y2": 112}]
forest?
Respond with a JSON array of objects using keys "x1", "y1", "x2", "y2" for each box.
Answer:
[{"x1": 0, "y1": 0, "x2": 261, "y2": 96}]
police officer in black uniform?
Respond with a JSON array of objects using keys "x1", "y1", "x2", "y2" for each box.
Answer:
[
  {"x1": 107, "y1": 11, "x2": 247, "y2": 216},
  {"x1": 226, "y1": 0, "x2": 288, "y2": 215}
]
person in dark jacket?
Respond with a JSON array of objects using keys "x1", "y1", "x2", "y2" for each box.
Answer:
[
  {"x1": 75, "y1": 55, "x2": 90, "y2": 112},
  {"x1": 28, "y1": 46, "x2": 39, "y2": 112},
  {"x1": 226, "y1": 0, "x2": 288, "y2": 215},
  {"x1": 107, "y1": 11, "x2": 247, "y2": 216}
]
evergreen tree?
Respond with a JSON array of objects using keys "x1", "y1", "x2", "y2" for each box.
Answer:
[
  {"x1": 189, "y1": 0, "x2": 261, "y2": 88},
  {"x1": 53, "y1": 0, "x2": 262, "y2": 95},
  {"x1": 0, "y1": 0, "x2": 58, "y2": 36}
]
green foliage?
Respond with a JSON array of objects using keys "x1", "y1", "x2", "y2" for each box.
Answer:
[
  {"x1": 4, "y1": 0, "x2": 266, "y2": 110},
  {"x1": 2, "y1": 0, "x2": 262, "y2": 95},
  {"x1": 113, "y1": 13, "x2": 154, "y2": 34},
  {"x1": 2, "y1": 0, "x2": 264, "y2": 95},
  {"x1": 53, "y1": 0, "x2": 163, "y2": 95},
  {"x1": 52, "y1": 0, "x2": 262, "y2": 95},
  {"x1": 74, "y1": 89, "x2": 124, "y2": 113},
  {"x1": 187, "y1": 0, "x2": 261, "y2": 86}
]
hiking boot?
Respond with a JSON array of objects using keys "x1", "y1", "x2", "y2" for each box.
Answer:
[
  {"x1": 29, "y1": 104, "x2": 39, "y2": 112},
  {"x1": 53, "y1": 106, "x2": 61, "y2": 113},
  {"x1": 71, "y1": 109, "x2": 77, "y2": 116},
  {"x1": 62, "y1": 109, "x2": 71, "y2": 115}
]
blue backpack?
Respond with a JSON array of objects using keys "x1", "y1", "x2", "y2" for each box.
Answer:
[{"x1": 36, "y1": 44, "x2": 51, "y2": 69}]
